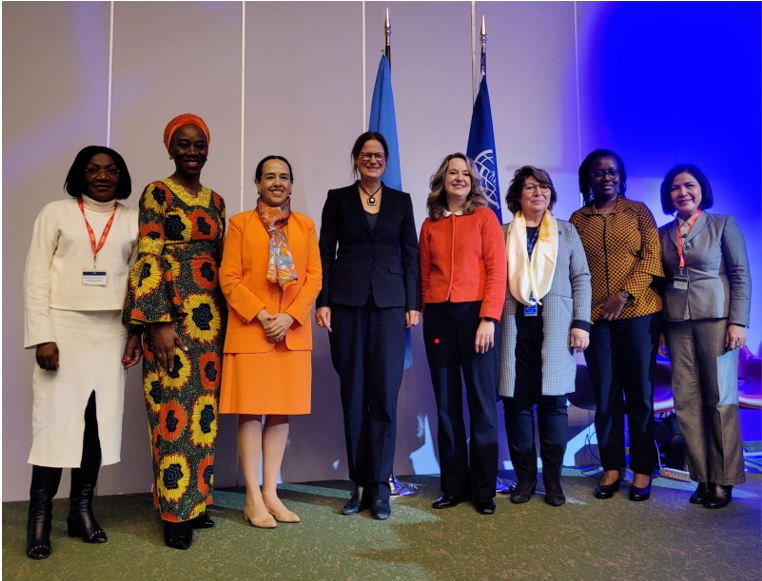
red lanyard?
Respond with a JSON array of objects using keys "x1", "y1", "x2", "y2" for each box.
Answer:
[
  {"x1": 77, "y1": 198, "x2": 118, "y2": 267},
  {"x1": 676, "y1": 208, "x2": 702, "y2": 271}
]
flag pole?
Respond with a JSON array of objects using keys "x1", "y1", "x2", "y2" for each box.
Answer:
[
  {"x1": 379, "y1": 7, "x2": 417, "y2": 499},
  {"x1": 385, "y1": 9, "x2": 391, "y2": 68},
  {"x1": 480, "y1": 15, "x2": 487, "y2": 76}
]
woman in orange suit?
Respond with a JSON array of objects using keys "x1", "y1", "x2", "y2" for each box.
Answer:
[{"x1": 219, "y1": 156, "x2": 321, "y2": 528}]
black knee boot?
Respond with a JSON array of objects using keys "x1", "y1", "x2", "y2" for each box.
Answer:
[
  {"x1": 67, "y1": 392, "x2": 107, "y2": 543},
  {"x1": 26, "y1": 465, "x2": 63, "y2": 559}
]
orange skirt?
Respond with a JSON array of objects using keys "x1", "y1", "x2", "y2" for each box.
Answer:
[{"x1": 219, "y1": 343, "x2": 311, "y2": 415}]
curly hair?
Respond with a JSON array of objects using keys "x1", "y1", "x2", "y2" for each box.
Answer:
[
  {"x1": 426, "y1": 153, "x2": 487, "y2": 221},
  {"x1": 505, "y1": 166, "x2": 558, "y2": 215},
  {"x1": 578, "y1": 148, "x2": 627, "y2": 206}
]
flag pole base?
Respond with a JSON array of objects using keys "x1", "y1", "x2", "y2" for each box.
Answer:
[
  {"x1": 496, "y1": 477, "x2": 517, "y2": 494},
  {"x1": 389, "y1": 469, "x2": 418, "y2": 496}
]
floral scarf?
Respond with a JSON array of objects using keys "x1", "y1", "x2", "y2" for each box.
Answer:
[{"x1": 257, "y1": 197, "x2": 298, "y2": 289}]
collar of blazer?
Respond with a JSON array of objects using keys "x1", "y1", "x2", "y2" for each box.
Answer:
[
  {"x1": 668, "y1": 208, "x2": 711, "y2": 249},
  {"x1": 346, "y1": 181, "x2": 392, "y2": 239}
]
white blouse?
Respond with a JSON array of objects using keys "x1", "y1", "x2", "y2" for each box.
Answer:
[{"x1": 23, "y1": 196, "x2": 139, "y2": 348}]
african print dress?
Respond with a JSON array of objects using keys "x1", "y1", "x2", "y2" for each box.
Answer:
[{"x1": 124, "y1": 179, "x2": 226, "y2": 522}]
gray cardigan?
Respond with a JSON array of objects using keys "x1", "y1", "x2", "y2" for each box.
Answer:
[
  {"x1": 658, "y1": 212, "x2": 751, "y2": 326},
  {"x1": 499, "y1": 219, "x2": 592, "y2": 397}
]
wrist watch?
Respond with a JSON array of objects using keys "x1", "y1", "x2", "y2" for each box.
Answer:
[{"x1": 620, "y1": 290, "x2": 631, "y2": 301}]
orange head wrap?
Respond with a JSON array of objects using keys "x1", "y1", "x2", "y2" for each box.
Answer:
[{"x1": 163, "y1": 113, "x2": 210, "y2": 151}]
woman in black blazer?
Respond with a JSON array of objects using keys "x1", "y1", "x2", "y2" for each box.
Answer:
[{"x1": 316, "y1": 132, "x2": 420, "y2": 520}]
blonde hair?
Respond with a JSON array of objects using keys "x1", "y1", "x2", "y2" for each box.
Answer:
[{"x1": 426, "y1": 153, "x2": 488, "y2": 221}]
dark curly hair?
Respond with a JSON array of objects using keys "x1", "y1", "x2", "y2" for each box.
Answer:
[
  {"x1": 505, "y1": 166, "x2": 558, "y2": 215},
  {"x1": 578, "y1": 148, "x2": 627, "y2": 206}
]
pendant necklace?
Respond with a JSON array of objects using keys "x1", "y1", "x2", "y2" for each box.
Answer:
[{"x1": 359, "y1": 183, "x2": 381, "y2": 206}]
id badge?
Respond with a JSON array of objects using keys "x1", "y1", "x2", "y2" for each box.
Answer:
[
  {"x1": 673, "y1": 277, "x2": 689, "y2": 291},
  {"x1": 82, "y1": 270, "x2": 107, "y2": 286},
  {"x1": 524, "y1": 303, "x2": 538, "y2": 316}
]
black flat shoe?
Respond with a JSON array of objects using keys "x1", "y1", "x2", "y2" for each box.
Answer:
[
  {"x1": 690, "y1": 482, "x2": 708, "y2": 505},
  {"x1": 544, "y1": 487, "x2": 566, "y2": 507},
  {"x1": 369, "y1": 499, "x2": 391, "y2": 520},
  {"x1": 190, "y1": 513, "x2": 216, "y2": 529},
  {"x1": 164, "y1": 528, "x2": 193, "y2": 550},
  {"x1": 629, "y1": 478, "x2": 652, "y2": 502},
  {"x1": 432, "y1": 493, "x2": 471, "y2": 509},
  {"x1": 341, "y1": 487, "x2": 366, "y2": 515},
  {"x1": 593, "y1": 480, "x2": 620, "y2": 499},
  {"x1": 475, "y1": 500, "x2": 496, "y2": 515},
  {"x1": 703, "y1": 483, "x2": 733, "y2": 509},
  {"x1": 510, "y1": 481, "x2": 536, "y2": 504}
]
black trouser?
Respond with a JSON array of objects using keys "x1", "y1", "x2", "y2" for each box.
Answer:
[
  {"x1": 585, "y1": 313, "x2": 659, "y2": 474},
  {"x1": 330, "y1": 297, "x2": 406, "y2": 502},
  {"x1": 423, "y1": 301, "x2": 500, "y2": 503},
  {"x1": 502, "y1": 307, "x2": 567, "y2": 484}
]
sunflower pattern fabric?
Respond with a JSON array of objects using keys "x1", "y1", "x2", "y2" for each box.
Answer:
[{"x1": 124, "y1": 179, "x2": 226, "y2": 522}]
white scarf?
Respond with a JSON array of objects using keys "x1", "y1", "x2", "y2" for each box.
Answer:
[{"x1": 506, "y1": 210, "x2": 559, "y2": 306}]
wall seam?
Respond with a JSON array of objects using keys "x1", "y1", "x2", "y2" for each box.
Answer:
[
  {"x1": 362, "y1": 1, "x2": 366, "y2": 130},
  {"x1": 106, "y1": 1, "x2": 114, "y2": 146}
]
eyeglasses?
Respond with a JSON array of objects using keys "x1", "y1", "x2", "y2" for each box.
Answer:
[
  {"x1": 590, "y1": 170, "x2": 620, "y2": 180},
  {"x1": 524, "y1": 184, "x2": 551, "y2": 193},
  {"x1": 359, "y1": 152, "x2": 386, "y2": 162},
  {"x1": 85, "y1": 167, "x2": 120, "y2": 176}
]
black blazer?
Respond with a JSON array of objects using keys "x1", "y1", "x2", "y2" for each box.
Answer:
[{"x1": 317, "y1": 182, "x2": 421, "y2": 310}]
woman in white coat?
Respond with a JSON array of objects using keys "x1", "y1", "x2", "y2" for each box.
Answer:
[{"x1": 23, "y1": 146, "x2": 141, "y2": 559}]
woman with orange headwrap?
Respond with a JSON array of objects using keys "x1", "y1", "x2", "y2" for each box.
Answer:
[{"x1": 124, "y1": 113, "x2": 226, "y2": 550}]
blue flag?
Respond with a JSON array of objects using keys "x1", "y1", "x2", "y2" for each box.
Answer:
[
  {"x1": 467, "y1": 75, "x2": 502, "y2": 223},
  {"x1": 368, "y1": 54, "x2": 412, "y2": 369}
]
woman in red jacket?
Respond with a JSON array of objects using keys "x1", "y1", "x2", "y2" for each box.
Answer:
[{"x1": 420, "y1": 153, "x2": 507, "y2": 515}]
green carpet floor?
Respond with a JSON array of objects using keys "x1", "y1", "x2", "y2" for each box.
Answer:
[{"x1": 3, "y1": 473, "x2": 761, "y2": 581}]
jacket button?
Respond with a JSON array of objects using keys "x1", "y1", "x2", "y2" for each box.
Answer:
[
  {"x1": 369, "y1": 259, "x2": 374, "y2": 264},
  {"x1": 683, "y1": 244, "x2": 689, "y2": 250}
]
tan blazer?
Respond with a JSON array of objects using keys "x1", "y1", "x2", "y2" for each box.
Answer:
[{"x1": 220, "y1": 209, "x2": 321, "y2": 353}]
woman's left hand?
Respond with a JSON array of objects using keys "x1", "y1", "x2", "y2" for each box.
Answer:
[
  {"x1": 405, "y1": 310, "x2": 421, "y2": 329},
  {"x1": 263, "y1": 313, "x2": 295, "y2": 342},
  {"x1": 570, "y1": 329, "x2": 590, "y2": 353},
  {"x1": 600, "y1": 293, "x2": 627, "y2": 321},
  {"x1": 725, "y1": 324, "x2": 747, "y2": 351},
  {"x1": 475, "y1": 319, "x2": 495, "y2": 354},
  {"x1": 122, "y1": 333, "x2": 143, "y2": 369}
]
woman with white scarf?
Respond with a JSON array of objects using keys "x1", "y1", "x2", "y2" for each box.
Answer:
[{"x1": 499, "y1": 166, "x2": 592, "y2": 507}]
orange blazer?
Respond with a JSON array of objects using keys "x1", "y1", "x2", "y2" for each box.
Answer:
[{"x1": 220, "y1": 209, "x2": 322, "y2": 354}]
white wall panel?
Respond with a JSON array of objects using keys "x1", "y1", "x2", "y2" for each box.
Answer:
[
  {"x1": 2, "y1": 1, "x2": 112, "y2": 501},
  {"x1": 244, "y1": 1, "x2": 363, "y2": 483},
  {"x1": 477, "y1": 1, "x2": 581, "y2": 221}
]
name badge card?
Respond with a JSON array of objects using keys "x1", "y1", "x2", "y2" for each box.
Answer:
[
  {"x1": 524, "y1": 303, "x2": 538, "y2": 316},
  {"x1": 82, "y1": 270, "x2": 108, "y2": 286},
  {"x1": 673, "y1": 277, "x2": 689, "y2": 291}
]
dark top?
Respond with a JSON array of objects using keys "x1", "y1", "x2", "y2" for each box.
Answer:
[
  {"x1": 365, "y1": 210, "x2": 379, "y2": 233},
  {"x1": 317, "y1": 182, "x2": 421, "y2": 310}
]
